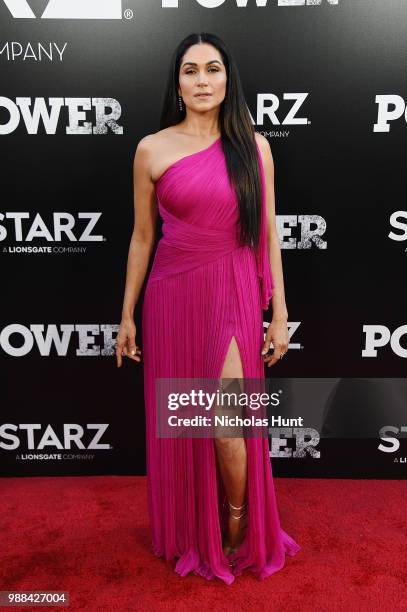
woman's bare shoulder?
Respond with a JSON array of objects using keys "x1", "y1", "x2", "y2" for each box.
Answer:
[
  {"x1": 254, "y1": 132, "x2": 274, "y2": 170},
  {"x1": 135, "y1": 129, "x2": 178, "y2": 180},
  {"x1": 136, "y1": 126, "x2": 189, "y2": 183},
  {"x1": 137, "y1": 128, "x2": 176, "y2": 155},
  {"x1": 254, "y1": 132, "x2": 272, "y2": 155}
]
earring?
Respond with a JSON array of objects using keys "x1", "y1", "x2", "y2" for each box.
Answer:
[{"x1": 178, "y1": 95, "x2": 183, "y2": 111}]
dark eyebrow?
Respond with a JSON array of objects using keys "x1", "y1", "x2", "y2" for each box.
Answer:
[{"x1": 181, "y1": 60, "x2": 222, "y2": 68}]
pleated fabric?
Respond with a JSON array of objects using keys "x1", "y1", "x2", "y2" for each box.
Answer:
[{"x1": 141, "y1": 136, "x2": 300, "y2": 585}]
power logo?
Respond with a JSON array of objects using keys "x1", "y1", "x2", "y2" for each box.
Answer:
[
  {"x1": 362, "y1": 325, "x2": 407, "y2": 358},
  {"x1": 277, "y1": 215, "x2": 327, "y2": 249},
  {"x1": 374, "y1": 95, "x2": 407, "y2": 133},
  {"x1": 162, "y1": 0, "x2": 338, "y2": 6},
  {"x1": 0, "y1": 324, "x2": 120, "y2": 357},
  {"x1": 0, "y1": 97, "x2": 123, "y2": 135},
  {"x1": 278, "y1": 0, "x2": 338, "y2": 4},
  {"x1": 2, "y1": 0, "x2": 339, "y2": 18},
  {"x1": 1, "y1": 0, "x2": 122, "y2": 19}
]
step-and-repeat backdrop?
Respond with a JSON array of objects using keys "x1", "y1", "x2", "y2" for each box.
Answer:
[{"x1": 1, "y1": 1, "x2": 406, "y2": 479}]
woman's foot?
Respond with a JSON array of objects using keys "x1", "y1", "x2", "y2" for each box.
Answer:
[{"x1": 222, "y1": 499, "x2": 248, "y2": 560}]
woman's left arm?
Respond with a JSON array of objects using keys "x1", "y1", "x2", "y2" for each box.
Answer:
[{"x1": 255, "y1": 133, "x2": 289, "y2": 367}]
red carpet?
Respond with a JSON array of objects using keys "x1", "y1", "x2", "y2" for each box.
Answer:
[{"x1": 1, "y1": 476, "x2": 406, "y2": 611}]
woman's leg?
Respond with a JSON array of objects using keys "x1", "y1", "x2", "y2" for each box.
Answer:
[{"x1": 214, "y1": 336, "x2": 248, "y2": 555}]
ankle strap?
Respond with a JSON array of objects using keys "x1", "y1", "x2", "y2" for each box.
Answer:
[
  {"x1": 230, "y1": 510, "x2": 246, "y2": 520},
  {"x1": 228, "y1": 500, "x2": 247, "y2": 511}
]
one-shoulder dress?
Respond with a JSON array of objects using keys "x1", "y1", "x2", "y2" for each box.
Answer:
[{"x1": 141, "y1": 135, "x2": 300, "y2": 585}]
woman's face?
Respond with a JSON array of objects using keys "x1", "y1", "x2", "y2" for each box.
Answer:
[{"x1": 178, "y1": 43, "x2": 227, "y2": 113}]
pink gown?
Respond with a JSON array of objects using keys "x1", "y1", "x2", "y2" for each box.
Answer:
[{"x1": 141, "y1": 136, "x2": 301, "y2": 585}]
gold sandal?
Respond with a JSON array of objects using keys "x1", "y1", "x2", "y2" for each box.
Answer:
[{"x1": 223, "y1": 500, "x2": 248, "y2": 564}]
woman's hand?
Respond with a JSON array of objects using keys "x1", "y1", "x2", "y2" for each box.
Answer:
[
  {"x1": 261, "y1": 317, "x2": 289, "y2": 367},
  {"x1": 115, "y1": 318, "x2": 142, "y2": 367}
]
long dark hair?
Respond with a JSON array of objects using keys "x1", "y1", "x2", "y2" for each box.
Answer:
[{"x1": 159, "y1": 32, "x2": 262, "y2": 250}]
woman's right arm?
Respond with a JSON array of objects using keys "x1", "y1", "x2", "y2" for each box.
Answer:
[{"x1": 116, "y1": 136, "x2": 157, "y2": 368}]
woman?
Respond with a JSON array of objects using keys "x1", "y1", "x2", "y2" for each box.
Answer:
[{"x1": 115, "y1": 32, "x2": 300, "y2": 585}]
